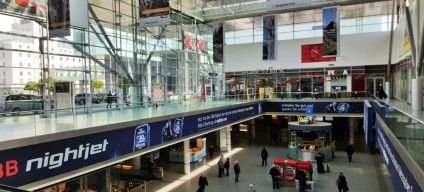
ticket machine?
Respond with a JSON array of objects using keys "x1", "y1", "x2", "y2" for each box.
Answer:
[
  {"x1": 297, "y1": 161, "x2": 313, "y2": 181},
  {"x1": 284, "y1": 160, "x2": 297, "y2": 182},
  {"x1": 273, "y1": 159, "x2": 285, "y2": 182}
]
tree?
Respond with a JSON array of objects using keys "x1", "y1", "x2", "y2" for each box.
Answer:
[
  {"x1": 23, "y1": 81, "x2": 41, "y2": 94},
  {"x1": 118, "y1": 77, "x2": 131, "y2": 97},
  {"x1": 92, "y1": 80, "x2": 104, "y2": 89},
  {"x1": 37, "y1": 77, "x2": 66, "y2": 90}
]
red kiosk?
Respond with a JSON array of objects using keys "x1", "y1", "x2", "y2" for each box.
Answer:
[{"x1": 297, "y1": 161, "x2": 313, "y2": 181}]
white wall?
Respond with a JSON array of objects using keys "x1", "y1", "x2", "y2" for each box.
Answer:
[{"x1": 225, "y1": 31, "x2": 390, "y2": 72}]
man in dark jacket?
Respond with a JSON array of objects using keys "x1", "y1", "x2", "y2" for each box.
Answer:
[
  {"x1": 269, "y1": 164, "x2": 280, "y2": 189},
  {"x1": 208, "y1": 145, "x2": 215, "y2": 159},
  {"x1": 346, "y1": 143, "x2": 354, "y2": 162},
  {"x1": 234, "y1": 160, "x2": 241, "y2": 183},
  {"x1": 261, "y1": 147, "x2": 269, "y2": 166},
  {"x1": 224, "y1": 157, "x2": 230, "y2": 176},
  {"x1": 198, "y1": 173, "x2": 208, "y2": 192},
  {"x1": 337, "y1": 172, "x2": 348, "y2": 192},
  {"x1": 106, "y1": 91, "x2": 113, "y2": 108}
]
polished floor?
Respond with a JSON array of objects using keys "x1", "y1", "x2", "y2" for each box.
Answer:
[{"x1": 146, "y1": 126, "x2": 394, "y2": 192}]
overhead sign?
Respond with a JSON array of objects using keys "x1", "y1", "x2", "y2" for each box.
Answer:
[
  {"x1": 208, "y1": 72, "x2": 218, "y2": 76},
  {"x1": 305, "y1": 107, "x2": 313, "y2": 114},
  {"x1": 266, "y1": 0, "x2": 311, "y2": 11}
]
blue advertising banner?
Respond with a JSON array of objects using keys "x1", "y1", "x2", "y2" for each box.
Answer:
[
  {"x1": 263, "y1": 15, "x2": 276, "y2": 60},
  {"x1": 322, "y1": 6, "x2": 339, "y2": 57},
  {"x1": 264, "y1": 102, "x2": 363, "y2": 114},
  {"x1": 0, "y1": 103, "x2": 261, "y2": 187},
  {"x1": 376, "y1": 122, "x2": 421, "y2": 192},
  {"x1": 363, "y1": 101, "x2": 373, "y2": 149}
]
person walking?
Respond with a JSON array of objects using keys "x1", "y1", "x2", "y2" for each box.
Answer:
[
  {"x1": 346, "y1": 143, "x2": 354, "y2": 162},
  {"x1": 217, "y1": 155, "x2": 224, "y2": 177},
  {"x1": 332, "y1": 141, "x2": 336, "y2": 158},
  {"x1": 208, "y1": 145, "x2": 215, "y2": 160},
  {"x1": 298, "y1": 170, "x2": 307, "y2": 192},
  {"x1": 106, "y1": 91, "x2": 113, "y2": 108},
  {"x1": 247, "y1": 184, "x2": 256, "y2": 192},
  {"x1": 261, "y1": 147, "x2": 268, "y2": 166},
  {"x1": 377, "y1": 83, "x2": 387, "y2": 99},
  {"x1": 198, "y1": 173, "x2": 209, "y2": 192},
  {"x1": 336, "y1": 172, "x2": 349, "y2": 192},
  {"x1": 224, "y1": 157, "x2": 230, "y2": 176},
  {"x1": 234, "y1": 160, "x2": 241, "y2": 183},
  {"x1": 269, "y1": 164, "x2": 280, "y2": 189}
]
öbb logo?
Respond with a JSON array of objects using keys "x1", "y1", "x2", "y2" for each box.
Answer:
[{"x1": 0, "y1": 160, "x2": 18, "y2": 178}]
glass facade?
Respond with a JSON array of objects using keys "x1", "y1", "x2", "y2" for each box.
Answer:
[{"x1": 0, "y1": 0, "x2": 222, "y2": 113}]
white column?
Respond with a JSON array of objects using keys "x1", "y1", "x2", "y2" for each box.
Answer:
[
  {"x1": 184, "y1": 140, "x2": 190, "y2": 175},
  {"x1": 251, "y1": 119, "x2": 256, "y2": 139},
  {"x1": 219, "y1": 128, "x2": 227, "y2": 152},
  {"x1": 412, "y1": 78, "x2": 423, "y2": 111},
  {"x1": 348, "y1": 117, "x2": 356, "y2": 145},
  {"x1": 385, "y1": 81, "x2": 390, "y2": 99},
  {"x1": 226, "y1": 127, "x2": 231, "y2": 152},
  {"x1": 131, "y1": 156, "x2": 141, "y2": 169}
]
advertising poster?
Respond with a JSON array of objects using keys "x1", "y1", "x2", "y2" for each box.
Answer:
[
  {"x1": 403, "y1": 22, "x2": 411, "y2": 54},
  {"x1": 301, "y1": 44, "x2": 336, "y2": 63},
  {"x1": 183, "y1": 31, "x2": 196, "y2": 52},
  {"x1": 48, "y1": 0, "x2": 70, "y2": 38},
  {"x1": 213, "y1": 23, "x2": 224, "y2": 63},
  {"x1": 0, "y1": 103, "x2": 260, "y2": 187},
  {"x1": 152, "y1": 83, "x2": 164, "y2": 102},
  {"x1": 264, "y1": 101, "x2": 364, "y2": 114},
  {"x1": 263, "y1": 15, "x2": 276, "y2": 60},
  {"x1": 0, "y1": 0, "x2": 46, "y2": 18},
  {"x1": 322, "y1": 6, "x2": 339, "y2": 57},
  {"x1": 139, "y1": 0, "x2": 170, "y2": 27},
  {"x1": 197, "y1": 35, "x2": 208, "y2": 54}
]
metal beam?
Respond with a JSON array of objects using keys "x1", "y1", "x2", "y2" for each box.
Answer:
[
  {"x1": 144, "y1": 26, "x2": 167, "y2": 65},
  {"x1": 387, "y1": 0, "x2": 395, "y2": 78},
  {"x1": 405, "y1": 4, "x2": 417, "y2": 77},
  {"x1": 59, "y1": 37, "x2": 115, "y2": 73},
  {"x1": 89, "y1": 25, "x2": 115, "y2": 57}
]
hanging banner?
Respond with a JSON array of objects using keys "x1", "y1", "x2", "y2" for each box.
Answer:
[
  {"x1": 0, "y1": 0, "x2": 47, "y2": 18},
  {"x1": 183, "y1": 31, "x2": 197, "y2": 52},
  {"x1": 322, "y1": 6, "x2": 339, "y2": 57},
  {"x1": 403, "y1": 22, "x2": 411, "y2": 54},
  {"x1": 263, "y1": 15, "x2": 277, "y2": 60},
  {"x1": 48, "y1": 0, "x2": 71, "y2": 38},
  {"x1": 301, "y1": 44, "x2": 336, "y2": 63},
  {"x1": 139, "y1": 0, "x2": 170, "y2": 27},
  {"x1": 197, "y1": 35, "x2": 208, "y2": 54},
  {"x1": 213, "y1": 23, "x2": 224, "y2": 63}
]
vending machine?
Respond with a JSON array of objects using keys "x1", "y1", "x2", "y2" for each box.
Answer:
[
  {"x1": 284, "y1": 160, "x2": 297, "y2": 183},
  {"x1": 273, "y1": 159, "x2": 286, "y2": 182},
  {"x1": 297, "y1": 161, "x2": 313, "y2": 181}
]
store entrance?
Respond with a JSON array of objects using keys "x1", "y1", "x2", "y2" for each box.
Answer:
[{"x1": 365, "y1": 77, "x2": 385, "y2": 96}]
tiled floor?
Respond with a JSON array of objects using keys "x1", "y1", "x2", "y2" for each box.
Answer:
[{"x1": 146, "y1": 126, "x2": 394, "y2": 192}]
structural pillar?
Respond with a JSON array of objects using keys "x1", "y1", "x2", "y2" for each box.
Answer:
[
  {"x1": 348, "y1": 117, "x2": 356, "y2": 145},
  {"x1": 131, "y1": 156, "x2": 141, "y2": 169},
  {"x1": 250, "y1": 119, "x2": 256, "y2": 139},
  {"x1": 412, "y1": 78, "x2": 423, "y2": 111},
  {"x1": 184, "y1": 140, "x2": 190, "y2": 175},
  {"x1": 226, "y1": 127, "x2": 232, "y2": 152},
  {"x1": 385, "y1": 81, "x2": 390, "y2": 100}
]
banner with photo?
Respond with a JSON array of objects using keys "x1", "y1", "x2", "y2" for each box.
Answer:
[
  {"x1": 213, "y1": 23, "x2": 224, "y2": 63},
  {"x1": 139, "y1": 0, "x2": 170, "y2": 27},
  {"x1": 263, "y1": 15, "x2": 277, "y2": 60},
  {"x1": 301, "y1": 44, "x2": 336, "y2": 63},
  {"x1": 197, "y1": 35, "x2": 208, "y2": 54},
  {"x1": 48, "y1": 0, "x2": 71, "y2": 38},
  {"x1": 322, "y1": 6, "x2": 339, "y2": 57},
  {"x1": 0, "y1": 0, "x2": 47, "y2": 18},
  {"x1": 183, "y1": 31, "x2": 197, "y2": 52}
]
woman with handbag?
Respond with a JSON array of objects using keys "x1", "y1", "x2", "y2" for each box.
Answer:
[{"x1": 336, "y1": 172, "x2": 349, "y2": 192}]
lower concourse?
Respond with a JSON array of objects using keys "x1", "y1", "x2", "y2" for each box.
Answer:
[{"x1": 146, "y1": 120, "x2": 394, "y2": 192}]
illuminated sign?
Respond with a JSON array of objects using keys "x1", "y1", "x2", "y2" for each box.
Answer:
[
  {"x1": 241, "y1": 69, "x2": 285, "y2": 75},
  {"x1": 327, "y1": 70, "x2": 348, "y2": 76}
]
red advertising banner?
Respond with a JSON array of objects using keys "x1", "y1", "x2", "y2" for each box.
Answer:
[{"x1": 301, "y1": 44, "x2": 336, "y2": 63}]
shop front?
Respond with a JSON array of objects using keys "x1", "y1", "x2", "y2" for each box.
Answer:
[{"x1": 225, "y1": 66, "x2": 387, "y2": 99}]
